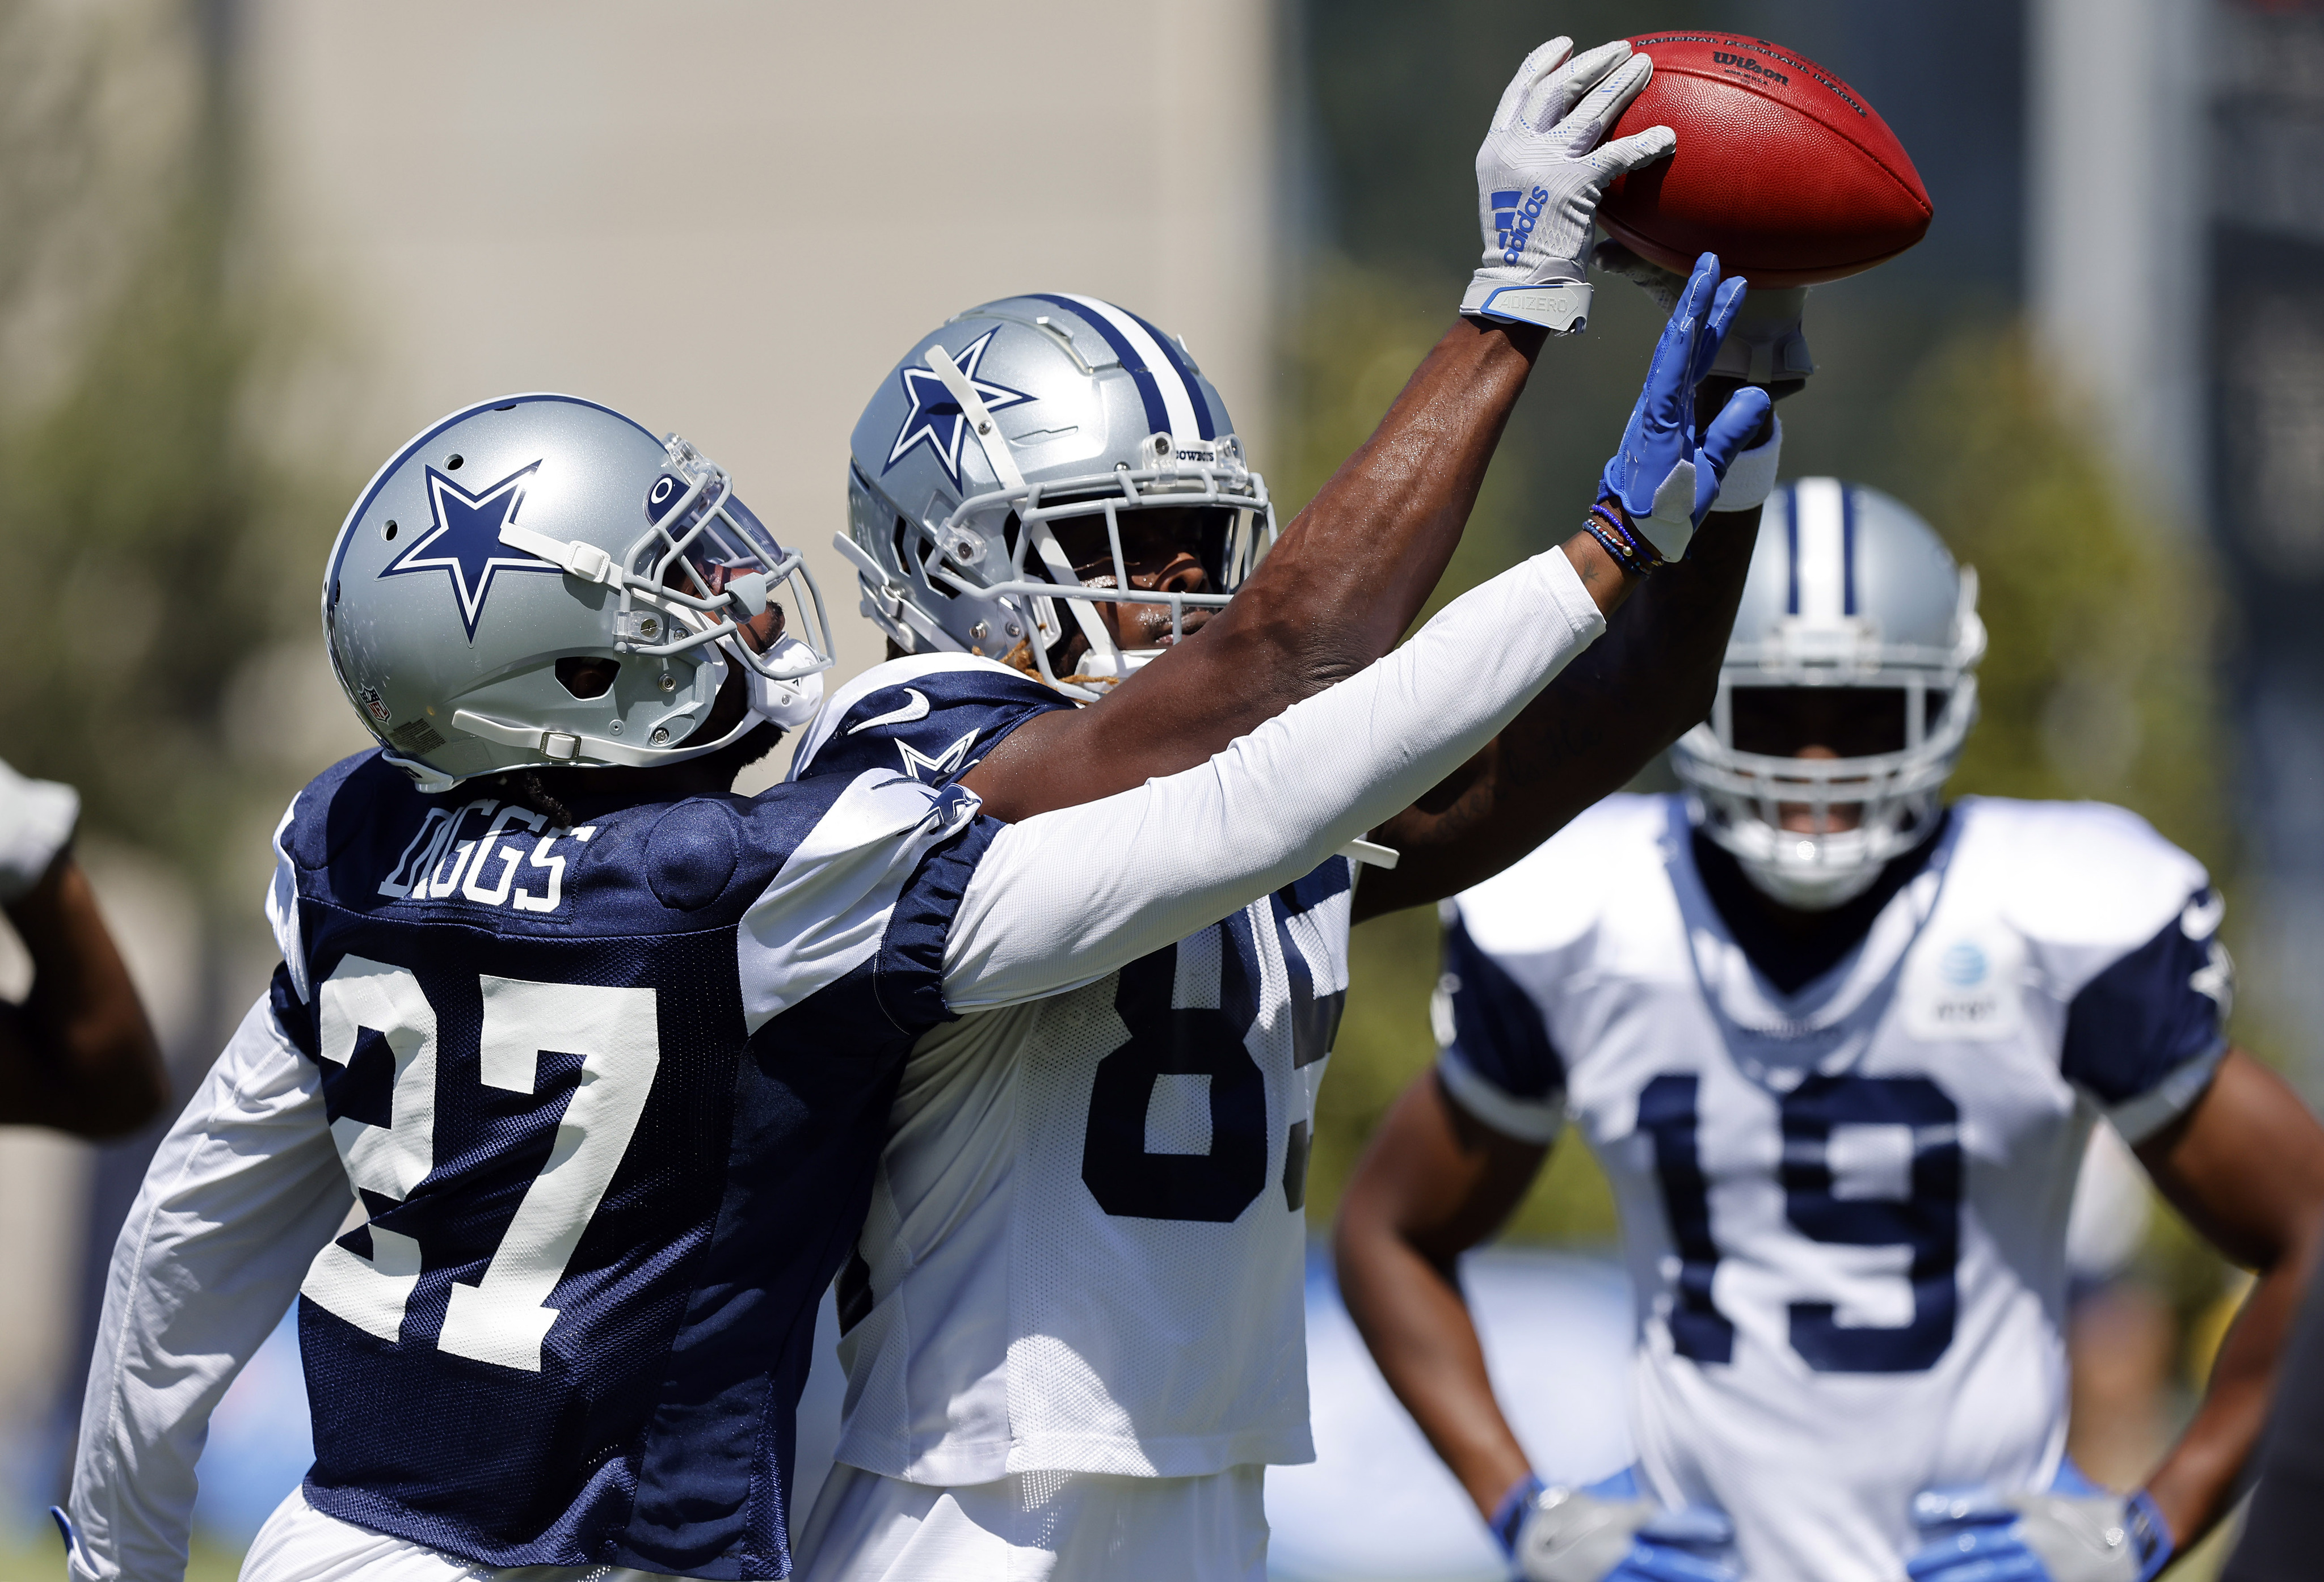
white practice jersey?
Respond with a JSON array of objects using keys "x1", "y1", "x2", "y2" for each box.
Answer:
[
  {"x1": 1438, "y1": 795, "x2": 2230, "y2": 1582},
  {"x1": 793, "y1": 656, "x2": 1355, "y2": 1486}
]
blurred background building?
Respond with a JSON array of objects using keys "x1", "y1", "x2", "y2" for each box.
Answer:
[{"x1": 0, "y1": 0, "x2": 2317, "y2": 1577}]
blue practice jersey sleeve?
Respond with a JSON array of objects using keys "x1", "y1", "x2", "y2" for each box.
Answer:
[
  {"x1": 1433, "y1": 914, "x2": 1567, "y2": 1144},
  {"x1": 2061, "y1": 886, "x2": 2232, "y2": 1142},
  {"x1": 789, "y1": 655, "x2": 1072, "y2": 790}
]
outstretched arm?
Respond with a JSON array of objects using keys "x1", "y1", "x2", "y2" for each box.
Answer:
[
  {"x1": 947, "y1": 541, "x2": 1607, "y2": 1007},
  {"x1": 1354, "y1": 242, "x2": 1801, "y2": 921},
  {"x1": 963, "y1": 318, "x2": 1585, "y2": 826},
  {"x1": 948, "y1": 272, "x2": 1763, "y2": 1005},
  {"x1": 963, "y1": 38, "x2": 1674, "y2": 824},
  {"x1": 2133, "y1": 1050, "x2": 2324, "y2": 1550},
  {"x1": 1354, "y1": 459, "x2": 1763, "y2": 922}
]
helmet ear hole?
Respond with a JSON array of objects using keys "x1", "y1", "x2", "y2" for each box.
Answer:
[{"x1": 556, "y1": 657, "x2": 620, "y2": 699}]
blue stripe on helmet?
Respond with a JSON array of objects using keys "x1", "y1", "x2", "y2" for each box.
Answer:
[
  {"x1": 1841, "y1": 483, "x2": 1859, "y2": 617},
  {"x1": 1123, "y1": 307, "x2": 1219, "y2": 440},
  {"x1": 1022, "y1": 293, "x2": 1175, "y2": 438},
  {"x1": 1782, "y1": 483, "x2": 1800, "y2": 616}
]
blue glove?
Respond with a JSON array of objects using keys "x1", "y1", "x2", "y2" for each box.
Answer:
[
  {"x1": 1495, "y1": 1467, "x2": 1740, "y2": 1582},
  {"x1": 1906, "y1": 1460, "x2": 2173, "y2": 1582},
  {"x1": 1596, "y1": 252, "x2": 1776, "y2": 565}
]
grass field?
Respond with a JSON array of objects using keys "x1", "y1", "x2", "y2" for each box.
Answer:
[{"x1": 0, "y1": 1539, "x2": 242, "y2": 1582}]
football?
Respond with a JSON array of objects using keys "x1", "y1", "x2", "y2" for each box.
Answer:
[{"x1": 1598, "y1": 32, "x2": 1932, "y2": 286}]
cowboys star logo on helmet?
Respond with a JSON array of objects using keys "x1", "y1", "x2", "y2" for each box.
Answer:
[
  {"x1": 883, "y1": 326, "x2": 1034, "y2": 489},
  {"x1": 379, "y1": 462, "x2": 560, "y2": 640},
  {"x1": 323, "y1": 393, "x2": 837, "y2": 790},
  {"x1": 843, "y1": 293, "x2": 1275, "y2": 699}
]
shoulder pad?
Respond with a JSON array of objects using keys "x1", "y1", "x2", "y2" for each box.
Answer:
[
  {"x1": 791, "y1": 654, "x2": 1073, "y2": 789},
  {"x1": 1954, "y1": 798, "x2": 2209, "y2": 951},
  {"x1": 270, "y1": 749, "x2": 400, "y2": 999},
  {"x1": 278, "y1": 750, "x2": 403, "y2": 874},
  {"x1": 1456, "y1": 794, "x2": 1671, "y2": 957}
]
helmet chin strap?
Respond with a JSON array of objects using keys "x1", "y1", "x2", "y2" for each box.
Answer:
[
  {"x1": 923, "y1": 343, "x2": 1118, "y2": 672},
  {"x1": 742, "y1": 635, "x2": 825, "y2": 731}
]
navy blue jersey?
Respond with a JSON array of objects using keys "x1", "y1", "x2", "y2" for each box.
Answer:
[
  {"x1": 788, "y1": 654, "x2": 1072, "y2": 790},
  {"x1": 265, "y1": 749, "x2": 995, "y2": 1579}
]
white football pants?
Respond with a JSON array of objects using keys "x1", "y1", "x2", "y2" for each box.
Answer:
[
  {"x1": 792, "y1": 1463, "x2": 1269, "y2": 1582},
  {"x1": 239, "y1": 1487, "x2": 685, "y2": 1582}
]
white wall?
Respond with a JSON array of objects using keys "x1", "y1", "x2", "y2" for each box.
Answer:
[
  {"x1": 241, "y1": 0, "x2": 1281, "y2": 756},
  {"x1": 2027, "y1": 0, "x2": 2209, "y2": 527}
]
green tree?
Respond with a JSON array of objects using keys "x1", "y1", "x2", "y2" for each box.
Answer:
[{"x1": 0, "y1": 0, "x2": 338, "y2": 900}]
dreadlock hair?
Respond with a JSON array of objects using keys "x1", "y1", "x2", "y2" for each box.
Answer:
[
  {"x1": 476, "y1": 720, "x2": 788, "y2": 828},
  {"x1": 480, "y1": 767, "x2": 577, "y2": 829}
]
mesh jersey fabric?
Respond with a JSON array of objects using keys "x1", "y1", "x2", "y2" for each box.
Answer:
[
  {"x1": 262, "y1": 750, "x2": 993, "y2": 1579},
  {"x1": 1437, "y1": 794, "x2": 2230, "y2": 1582},
  {"x1": 793, "y1": 657, "x2": 1352, "y2": 1484}
]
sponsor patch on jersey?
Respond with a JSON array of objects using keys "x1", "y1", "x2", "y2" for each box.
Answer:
[{"x1": 1900, "y1": 929, "x2": 2025, "y2": 1041}]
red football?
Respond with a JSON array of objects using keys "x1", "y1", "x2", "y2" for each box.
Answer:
[{"x1": 1599, "y1": 33, "x2": 1931, "y2": 287}]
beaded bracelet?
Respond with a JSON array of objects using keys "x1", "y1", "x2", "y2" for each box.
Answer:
[{"x1": 1585, "y1": 499, "x2": 1664, "y2": 576}]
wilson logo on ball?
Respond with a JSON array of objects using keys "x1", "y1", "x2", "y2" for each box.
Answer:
[{"x1": 1711, "y1": 50, "x2": 1788, "y2": 86}]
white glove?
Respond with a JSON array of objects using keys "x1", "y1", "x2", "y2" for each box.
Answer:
[
  {"x1": 1499, "y1": 1469, "x2": 1738, "y2": 1582},
  {"x1": 1592, "y1": 239, "x2": 1814, "y2": 385},
  {"x1": 1909, "y1": 1474, "x2": 2174, "y2": 1582},
  {"x1": 1461, "y1": 39, "x2": 1675, "y2": 333},
  {"x1": 0, "y1": 758, "x2": 77, "y2": 905}
]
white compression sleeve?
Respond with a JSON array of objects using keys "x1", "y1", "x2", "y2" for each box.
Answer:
[
  {"x1": 944, "y1": 545, "x2": 1607, "y2": 1010},
  {"x1": 66, "y1": 993, "x2": 352, "y2": 1582}
]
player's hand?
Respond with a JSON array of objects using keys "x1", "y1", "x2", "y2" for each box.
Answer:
[
  {"x1": 1598, "y1": 254, "x2": 1776, "y2": 564},
  {"x1": 0, "y1": 757, "x2": 78, "y2": 906},
  {"x1": 1500, "y1": 1467, "x2": 1740, "y2": 1582},
  {"x1": 1462, "y1": 39, "x2": 1674, "y2": 333},
  {"x1": 1592, "y1": 240, "x2": 1814, "y2": 393},
  {"x1": 1906, "y1": 1461, "x2": 2173, "y2": 1582}
]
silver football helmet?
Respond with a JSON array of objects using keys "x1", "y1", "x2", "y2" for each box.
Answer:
[
  {"x1": 839, "y1": 293, "x2": 1273, "y2": 700},
  {"x1": 322, "y1": 394, "x2": 835, "y2": 791},
  {"x1": 1672, "y1": 479, "x2": 1986, "y2": 909}
]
